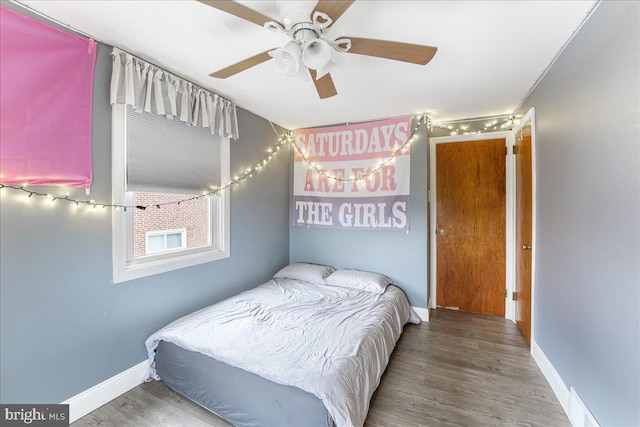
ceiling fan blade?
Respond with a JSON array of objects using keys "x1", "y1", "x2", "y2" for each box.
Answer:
[
  {"x1": 197, "y1": 0, "x2": 283, "y2": 27},
  {"x1": 345, "y1": 37, "x2": 437, "y2": 65},
  {"x1": 309, "y1": 69, "x2": 338, "y2": 99},
  {"x1": 312, "y1": 0, "x2": 355, "y2": 25},
  {"x1": 210, "y1": 51, "x2": 273, "y2": 79}
]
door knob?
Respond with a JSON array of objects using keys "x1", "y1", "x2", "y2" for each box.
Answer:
[
  {"x1": 522, "y1": 244, "x2": 532, "y2": 250},
  {"x1": 438, "y1": 229, "x2": 446, "y2": 236}
]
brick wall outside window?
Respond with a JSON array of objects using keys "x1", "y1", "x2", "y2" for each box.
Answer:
[{"x1": 132, "y1": 192, "x2": 209, "y2": 257}]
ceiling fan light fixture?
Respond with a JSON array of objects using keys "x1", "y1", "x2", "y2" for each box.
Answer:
[
  {"x1": 265, "y1": 5, "x2": 346, "y2": 79},
  {"x1": 301, "y1": 38, "x2": 332, "y2": 71},
  {"x1": 270, "y1": 41, "x2": 302, "y2": 76}
]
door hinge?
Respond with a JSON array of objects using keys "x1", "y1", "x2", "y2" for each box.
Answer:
[
  {"x1": 505, "y1": 289, "x2": 508, "y2": 299},
  {"x1": 512, "y1": 291, "x2": 518, "y2": 301},
  {"x1": 513, "y1": 145, "x2": 518, "y2": 155},
  {"x1": 505, "y1": 146, "x2": 508, "y2": 156}
]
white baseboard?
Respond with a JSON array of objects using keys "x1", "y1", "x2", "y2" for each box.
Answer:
[
  {"x1": 568, "y1": 387, "x2": 600, "y2": 427},
  {"x1": 412, "y1": 306, "x2": 430, "y2": 322},
  {"x1": 62, "y1": 360, "x2": 148, "y2": 423},
  {"x1": 531, "y1": 339, "x2": 570, "y2": 417}
]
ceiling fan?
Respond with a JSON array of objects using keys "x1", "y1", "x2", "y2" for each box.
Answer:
[{"x1": 197, "y1": 0, "x2": 437, "y2": 99}]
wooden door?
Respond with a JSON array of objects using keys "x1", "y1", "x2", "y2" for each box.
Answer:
[
  {"x1": 515, "y1": 124, "x2": 533, "y2": 343},
  {"x1": 436, "y1": 139, "x2": 506, "y2": 317}
]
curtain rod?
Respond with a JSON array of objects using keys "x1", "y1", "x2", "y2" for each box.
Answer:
[{"x1": 9, "y1": 0, "x2": 104, "y2": 42}]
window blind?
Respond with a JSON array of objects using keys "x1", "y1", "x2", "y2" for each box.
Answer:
[{"x1": 126, "y1": 106, "x2": 221, "y2": 194}]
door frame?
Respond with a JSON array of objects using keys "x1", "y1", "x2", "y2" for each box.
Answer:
[
  {"x1": 511, "y1": 107, "x2": 537, "y2": 345},
  {"x1": 429, "y1": 130, "x2": 515, "y2": 319},
  {"x1": 428, "y1": 108, "x2": 537, "y2": 343}
]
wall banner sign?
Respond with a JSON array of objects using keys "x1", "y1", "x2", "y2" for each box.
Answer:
[{"x1": 293, "y1": 116, "x2": 412, "y2": 231}]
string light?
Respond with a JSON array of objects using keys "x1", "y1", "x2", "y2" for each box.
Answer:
[
  {"x1": 1, "y1": 113, "x2": 431, "y2": 210},
  {"x1": 431, "y1": 115, "x2": 516, "y2": 135},
  {"x1": 0, "y1": 131, "x2": 291, "y2": 211}
]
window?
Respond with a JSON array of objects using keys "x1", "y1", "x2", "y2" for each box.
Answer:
[
  {"x1": 145, "y1": 229, "x2": 186, "y2": 255},
  {"x1": 133, "y1": 192, "x2": 208, "y2": 257},
  {"x1": 112, "y1": 104, "x2": 230, "y2": 283}
]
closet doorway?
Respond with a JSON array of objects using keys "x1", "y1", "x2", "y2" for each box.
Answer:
[{"x1": 514, "y1": 115, "x2": 534, "y2": 343}]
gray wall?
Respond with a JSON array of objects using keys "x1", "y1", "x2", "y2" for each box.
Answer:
[
  {"x1": 516, "y1": 2, "x2": 639, "y2": 425},
  {"x1": 288, "y1": 122, "x2": 429, "y2": 307},
  {"x1": 0, "y1": 11, "x2": 290, "y2": 403}
]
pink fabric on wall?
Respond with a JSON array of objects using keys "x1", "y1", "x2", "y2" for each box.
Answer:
[{"x1": 0, "y1": 6, "x2": 96, "y2": 188}]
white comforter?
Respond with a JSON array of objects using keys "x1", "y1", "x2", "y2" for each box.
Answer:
[{"x1": 145, "y1": 278, "x2": 420, "y2": 427}]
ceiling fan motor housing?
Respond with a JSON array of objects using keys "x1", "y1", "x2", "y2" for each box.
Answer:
[{"x1": 268, "y1": 13, "x2": 336, "y2": 75}]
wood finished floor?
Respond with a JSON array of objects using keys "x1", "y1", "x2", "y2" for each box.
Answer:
[{"x1": 72, "y1": 309, "x2": 569, "y2": 427}]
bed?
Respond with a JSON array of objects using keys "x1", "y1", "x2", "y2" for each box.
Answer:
[{"x1": 145, "y1": 263, "x2": 420, "y2": 427}]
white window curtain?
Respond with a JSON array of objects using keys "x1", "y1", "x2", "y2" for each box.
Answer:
[{"x1": 110, "y1": 47, "x2": 238, "y2": 139}]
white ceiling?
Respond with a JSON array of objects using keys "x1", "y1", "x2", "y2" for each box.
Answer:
[{"x1": 17, "y1": 0, "x2": 596, "y2": 130}]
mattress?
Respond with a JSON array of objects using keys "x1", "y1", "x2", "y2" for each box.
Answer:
[
  {"x1": 156, "y1": 340, "x2": 334, "y2": 427},
  {"x1": 146, "y1": 276, "x2": 419, "y2": 427}
]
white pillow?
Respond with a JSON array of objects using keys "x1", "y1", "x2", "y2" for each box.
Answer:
[
  {"x1": 324, "y1": 269, "x2": 392, "y2": 294},
  {"x1": 273, "y1": 263, "x2": 335, "y2": 284}
]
